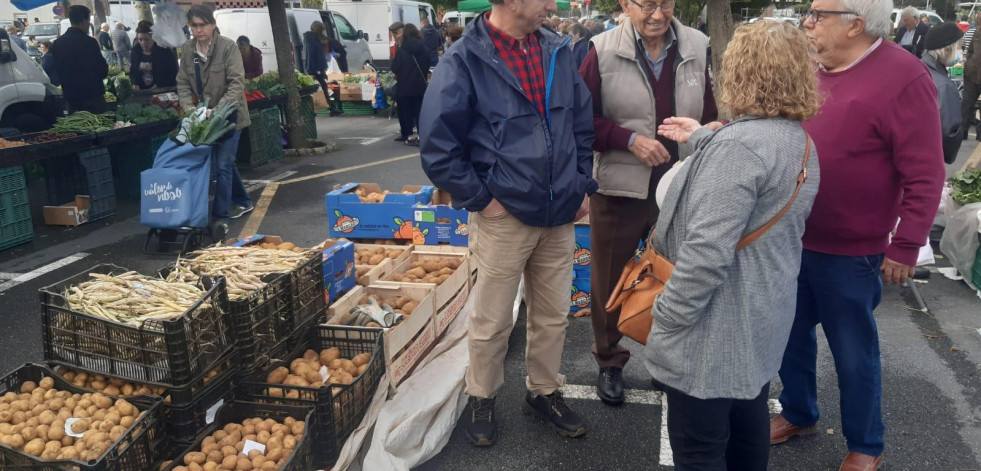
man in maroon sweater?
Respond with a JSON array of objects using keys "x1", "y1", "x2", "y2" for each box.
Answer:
[{"x1": 770, "y1": 1, "x2": 945, "y2": 470}]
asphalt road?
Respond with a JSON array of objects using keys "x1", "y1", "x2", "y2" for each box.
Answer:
[{"x1": 1, "y1": 115, "x2": 980, "y2": 471}]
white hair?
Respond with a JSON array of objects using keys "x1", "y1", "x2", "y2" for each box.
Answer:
[
  {"x1": 901, "y1": 6, "x2": 919, "y2": 19},
  {"x1": 839, "y1": 0, "x2": 894, "y2": 38},
  {"x1": 926, "y1": 39, "x2": 961, "y2": 65}
]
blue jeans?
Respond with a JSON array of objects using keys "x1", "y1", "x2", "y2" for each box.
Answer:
[
  {"x1": 212, "y1": 130, "x2": 251, "y2": 220},
  {"x1": 778, "y1": 249, "x2": 885, "y2": 456}
]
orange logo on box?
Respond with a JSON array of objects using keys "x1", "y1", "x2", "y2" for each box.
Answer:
[
  {"x1": 333, "y1": 210, "x2": 360, "y2": 233},
  {"x1": 573, "y1": 243, "x2": 591, "y2": 266},
  {"x1": 393, "y1": 217, "x2": 429, "y2": 244},
  {"x1": 454, "y1": 219, "x2": 469, "y2": 236},
  {"x1": 571, "y1": 286, "x2": 590, "y2": 308}
]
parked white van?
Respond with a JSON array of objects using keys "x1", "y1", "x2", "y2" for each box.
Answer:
[
  {"x1": 322, "y1": 0, "x2": 438, "y2": 67},
  {"x1": 442, "y1": 11, "x2": 477, "y2": 27},
  {"x1": 0, "y1": 28, "x2": 62, "y2": 132},
  {"x1": 214, "y1": 7, "x2": 373, "y2": 74},
  {"x1": 891, "y1": 8, "x2": 944, "y2": 30}
]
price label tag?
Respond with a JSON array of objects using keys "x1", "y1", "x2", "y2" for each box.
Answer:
[
  {"x1": 64, "y1": 418, "x2": 85, "y2": 438},
  {"x1": 241, "y1": 440, "x2": 266, "y2": 456},
  {"x1": 319, "y1": 366, "x2": 330, "y2": 383},
  {"x1": 205, "y1": 399, "x2": 223, "y2": 425}
]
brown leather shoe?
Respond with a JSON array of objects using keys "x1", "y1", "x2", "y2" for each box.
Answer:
[
  {"x1": 838, "y1": 452, "x2": 883, "y2": 471},
  {"x1": 769, "y1": 414, "x2": 817, "y2": 445}
]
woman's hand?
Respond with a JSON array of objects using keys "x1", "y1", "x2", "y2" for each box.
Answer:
[{"x1": 658, "y1": 117, "x2": 703, "y2": 143}]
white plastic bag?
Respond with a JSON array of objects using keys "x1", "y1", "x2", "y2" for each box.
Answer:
[
  {"x1": 939, "y1": 192, "x2": 981, "y2": 289},
  {"x1": 152, "y1": 0, "x2": 187, "y2": 49},
  {"x1": 327, "y1": 55, "x2": 343, "y2": 75}
]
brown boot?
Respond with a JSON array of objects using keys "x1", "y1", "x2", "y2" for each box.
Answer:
[
  {"x1": 769, "y1": 414, "x2": 816, "y2": 445},
  {"x1": 838, "y1": 452, "x2": 882, "y2": 471}
]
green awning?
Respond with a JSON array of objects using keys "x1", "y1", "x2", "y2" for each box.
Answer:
[{"x1": 458, "y1": 0, "x2": 570, "y2": 12}]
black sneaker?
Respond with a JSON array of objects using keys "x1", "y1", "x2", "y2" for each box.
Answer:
[
  {"x1": 465, "y1": 396, "x2": 497, "y2": 446},
  {"x1": 913, "y1": 267, "x2": 931, "y2": 280},
  {"x1": 525, "y1": 390, "x2": 586, "y2": 438},
  {"x1": 596, "y1": 367, "x2": 625, "y2": 405},
  {"x1": 394, "y1": 135, "x2": 407, "y2": 142},
  {"x1": 228, "y1": 204, "x2": 254, "y2": 219}
]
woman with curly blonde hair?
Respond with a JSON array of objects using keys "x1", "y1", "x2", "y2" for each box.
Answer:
[{"x1": 643, "y1": 20, "x2": 822, "y2": 471}]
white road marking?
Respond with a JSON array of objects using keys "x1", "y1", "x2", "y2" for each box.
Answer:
[
  {"x1": 561, "y1": 384, "x2": 783, "y2": 467},
  {"x1": 0, "y1": 253, "x2": 89, "y2": 293},
  {"x1": 243, "y1": 170, "x2": 297, "y2": 193},
  {"x1": 0, "y1": 273, "x2": 16, "y2": 281},
  {"x1": 337, "y1": 136, "x2": 384, "y2": 145},
  {"x1": 360, "y1": 137, "x2": 383, "y2": 145}
]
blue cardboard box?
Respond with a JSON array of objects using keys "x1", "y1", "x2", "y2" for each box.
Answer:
[
  {"x1": 326, "y1": 183, "x2": 435, "y2": 242},
  {"x1": 571, "y1": 276, "x2": 591, "y2": 315},
  {"x1": 573, "y1": 221, "x2": 590, "y2": 276},
  {"x1": 413, "y1": 189, "x2": 470, "y2": 246}
]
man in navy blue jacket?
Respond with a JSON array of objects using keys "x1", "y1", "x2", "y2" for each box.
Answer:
[{"x1": 419, "y1": 0, "x2": 597, "y2": 448}]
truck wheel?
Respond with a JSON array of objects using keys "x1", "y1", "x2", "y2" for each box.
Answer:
[{"x1": 8, "y1": 113, "x2": 48, "y2": 133}]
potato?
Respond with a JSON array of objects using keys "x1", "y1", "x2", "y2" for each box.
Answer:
[
  {"x1": 119, "y1": 415, "x2": 135, "y2": 429},
  {"x1": 278, "y1": 242, "x2": 296, "y2": 251},
  {"x1": 38, "y1": 377, "x2": 55, "y2": 390},
  {"x1": 20, "y1": 381, "x2": 37, "y2": 394},
  {"x1": 302, "y1": 349, "x2": 320, "y2": 362},
  {"x1": 23, "y1": 437, "x2": 45, "y2": 456},
  {"x1": 341, "y1": 360, "x2": 358, "y2": 376},
  {"x1": 203, "y1": 463, "x2": 219, "y2": 471},
  {"x1": 368, "y1": 254, "x2": 385, "y2": 265},
  {"x1": 206, "y1": 450, "x2": 224, "y2": 464},
  {"x1": 265, "y1": 367, "x2": 289, "y2": 385},
  {"x1": 282, "y1": 375, "x2": 309, "y2": 387},
  {"x1": 114, "y1": 399, "x2": 136, "y2": 417},
  {"x1": 283, "y1": 435, "x2": 297, "y2": 450},
  {"x1": 183, "y1": 451, "x2": 207, "y2": 465},
  {"x1": 57, "y1": 447, "x2": 79, "y2": 460},
  {"x1": 70, "y1": 418, "x2": 91, "y2": 434},
  {"x1": 320, "y1": 347, "x2": 341, "y2": 365},
  {"x1": 327, "y1": 359, "x2": 344, "y2": 370},
  {"x1": 291, "y1": 421, "x2": 305, "y2": 436},
  {"x1": 285, "y1": 390, "x2": 300, "y2": 399},
  {"x1": 91, "y1": 394, "x2": 112, "y2": 410},
  {"x1": 220, "y1": 445, "x2": 237, "y2": 458},
  {"x1": 265, "y1": 448, "x2": 283, "y2": 463}
]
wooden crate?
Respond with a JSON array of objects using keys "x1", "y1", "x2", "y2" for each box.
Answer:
[
  {"x1": 353, "y1": 243, "x2": 414, "y2": 286},
  {"x1": 326, "y1": 284, "x2": 438, "y2": 392}
]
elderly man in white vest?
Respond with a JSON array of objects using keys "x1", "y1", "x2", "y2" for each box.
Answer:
[{"x1": 578, "y1": 0, "x2": 719, "y2": 406}]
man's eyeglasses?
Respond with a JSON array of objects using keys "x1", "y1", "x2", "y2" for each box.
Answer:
[
  {"x1": 188, "y1": 22, "x2": 211, "y2": 30},
  {"x1": 629, "y1": 0, "x2": 675, "y2": 15},
  {"x1": 804, "y1": 9, "x2": 857, "y2": 23}
]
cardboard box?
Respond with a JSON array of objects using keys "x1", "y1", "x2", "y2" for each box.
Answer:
[
  {"x1": 339, "y1": 83, "x2": 362, "y2": 101},
  {"x1": 326, "y1": 284, "x2": 438, "y2": 391},
  {"x1": 571, "y1": 276, "x2": 591, "y2": 315},
  {"x1": 43, "y1": 196, "x2": 91, "y2": 226},
  {"x1": 573, "y1": 220, "x2": 591, "y2": 276},
  {"x1": 311, "y1": 91, "x2": 329, "y2": 112},
  {"x1": 326, "y1": 183, "x2": 436, "y2": 241},
  {"x1": 412, "y1": 189, "x2": 470, "y2": 247}
]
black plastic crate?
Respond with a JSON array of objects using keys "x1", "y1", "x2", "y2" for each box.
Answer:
[
  {"x1": 229, "y1": 272, "x2": 293, "y2": 377},
  {"x1": 41, "y1": 264, "x2": 235, "y2": 387},
  {"x1": 0, "y1": 363, "x2": 164, "y2": 471},
  {"x1": 236, "y1": 325, "x2": 384, "y2": 467},
  {"x1": 0, "y1": 165, "x2": 33, "y2": 251},
  {"x1": 162, "y1": 401, "x2": 314, "y2": 471},
  {"x1": 160, "y1": 353, "x2": 239, "y2": 443},
  {"x1": 79, "y1": 147, "x2": 114, "y2": 199},
  {"x1": 236, "y1": 109, "x2": 269, "y2": 170},
  {"x1": 286, "y1": 253, "x2": 328, "y2": 346},
  {"x1": 111, "y1": 134, "x2": 168, "y2": 201}
]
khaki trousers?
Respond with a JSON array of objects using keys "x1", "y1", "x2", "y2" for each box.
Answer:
[{"x1": 466, "y1": 212, "x2": 575, "y2": 399}]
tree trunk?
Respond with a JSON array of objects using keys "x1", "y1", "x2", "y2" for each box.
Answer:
[
  {"x1": 135, "y1": 1, "x2": 153, "y2": 24},
  {"x1": 706, "y1": 0, "x2": 734, "y2": 118},
  {"x1": 92, "y1": 0, "x2": 108, "y2": 30},
  {"x1": 268, "y1": 0, "x2": 307, "y2": 149}
]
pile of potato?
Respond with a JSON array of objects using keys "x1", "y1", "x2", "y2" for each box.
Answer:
[
  {"x1": 354, "y1": 188, "x2": 413, "y2": 203},
  {"x1": 53, "y1": 366, "x2": 221, "y2": 404},
  {"x1": 0, "y1": 376, "x2": 143, "y2": 462},
  {"x1": 169, "y1": 416, "x2": 305, "y2": 471},
  {"x1": 252, "y1": 241, "x2": 304, "y2": 253},
  {"x1": 355, "y1": 247, "x2": 405, "y2": 267},
  {"x1": 388, "y1": 257, "x2": 463, "y2": 285},
  {"x1": 263, "y1": 348, "x2": 371, "y2": 397}
]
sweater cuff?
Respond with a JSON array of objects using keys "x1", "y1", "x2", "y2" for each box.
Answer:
[
  {"x1": 885, "y1": 242, "x2": 920, "y2": 268},
  {"x1": 609, "y1": 126, "x2": 635, "y2": 152}
]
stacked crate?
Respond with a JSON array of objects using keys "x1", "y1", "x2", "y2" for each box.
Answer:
[{"x1": 0, "y1": 165, "x2": 33, "y2": 251}]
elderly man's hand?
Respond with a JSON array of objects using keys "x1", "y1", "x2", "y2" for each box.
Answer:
[
  {"x1": 629, "y1": 135, "x2": 670, "y2": 167},
  {"x1": 575, "y1": 195, "x2": 589, "y2": 222},
  {"x1": 658, "y1": 117, "x2": 703, "y2": 143},
  {"x1": 881, "y1": 257, "x2": 915, "y2": 285}
]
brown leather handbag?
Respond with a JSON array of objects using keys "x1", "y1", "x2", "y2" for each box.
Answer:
[{"x1": 606, "y1": 137, "x2": 811, "y2": 345}]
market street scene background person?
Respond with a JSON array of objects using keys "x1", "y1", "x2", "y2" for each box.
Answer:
[
  {"x1": 130, "y1": 23, "x2": 179, "y2": 91},
  {"x1": 649, "y1": 19, "x2": 821, "y2": 470},
  {"x1": 773, "y1": 1, "x2": 946, "y2": 470},
  {"x1": 421, "y1": 16, "x2": 442, "y2": 66},
  {"x1": 176, "y1": 5, "x2": 254, "y2": 221},
  {"x1": 894, "y1": 6, "x2": 929, "y2": 57},
  {"x1": 921, "y1": 22, "x2": 964, "y2": 164},
  {"x1": 237, "y1": 36, "x2": 263, "y2": 79},
  {"x1": 112, "y1": 21, "x2": 132, "y2": 70},
  {"x1": 6, "y1": 26, "x2": 25, "y2": 50},
  {"x1": 420, "y1": 0, "x2": 597, "y2": 447},
  {"x1": 38, "y1": 40, "x2": 58, "y2": 87},
  {"x1": 578, "y1": 0, "x2": 717, "y2": 406},
  {"x1": 52, "y1": 5, "x2": 109, "y2": 114},
  {"x1": 98, "y1": 23, "x2": 116, "y2": 67},
  {"x1": 391, "y1": 23, "x2": 430, "y2": 146},
  {"x1": 304, "y1": 22, "x2": 340, "y2": 116},
  {"x1": 962, "y1": 11, "x2": 981, "y2": 140}
]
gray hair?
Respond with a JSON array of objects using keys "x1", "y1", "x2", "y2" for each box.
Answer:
[
  {"x1": 4, "y1": 26, "x2": 16, "y2": 33},
  {"x1": 839, "y1": 0, "x2": 894, "y2": 38},
  {"x1": 901, "y1": 6, "x2": 919, "y2": 19},
  {"x1": 926, "y1": 39, "x2": 961, "y2": 65}
]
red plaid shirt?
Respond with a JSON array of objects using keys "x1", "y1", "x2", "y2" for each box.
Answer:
[{"x1": 485, "y1": 13, "x2": 547, "y2": 117}]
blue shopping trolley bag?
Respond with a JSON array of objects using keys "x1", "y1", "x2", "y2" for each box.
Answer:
[{"x1": 140, "y1": 138, "x2": 212, "y2": 229}]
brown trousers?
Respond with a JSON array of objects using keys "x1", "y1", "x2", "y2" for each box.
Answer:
[{"x1": 589, "y1": 163, "x2": 670, "y2": 369}]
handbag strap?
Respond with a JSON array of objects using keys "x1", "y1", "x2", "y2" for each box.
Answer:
[
  {"x1": 646, "y1": 134, "x2": 812, "y2": 251},
  {"x1": 411, "y1": 54, "x2": 427, "y2": 82},
  {"x1": 193, "y1": 56, "x2": 205, "y2": 100}
]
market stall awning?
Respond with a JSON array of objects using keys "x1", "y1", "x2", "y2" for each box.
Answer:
[
  {"x1": 12, "y1": 0, "x2": 151, "y2": 11},
  {"x1": 457, "y1": 0, "x2": 570, "y2": 12}
]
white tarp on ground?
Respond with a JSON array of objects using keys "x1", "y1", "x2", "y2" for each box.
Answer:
[{"x1": 940, "y1": 194, "x2": 981, "y2": 291}]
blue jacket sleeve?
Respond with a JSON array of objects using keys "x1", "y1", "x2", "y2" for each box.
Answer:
[
  {"x1": 418, "y1": 53, "x2": 493, "y2": 211},
  {"x1": 572, "y1": 67, "x2": 599, "y2": 195}
]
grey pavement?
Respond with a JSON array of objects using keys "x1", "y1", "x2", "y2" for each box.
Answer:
[{"x1": 0, "y1": 115, "x2": 979, "y2": 470}]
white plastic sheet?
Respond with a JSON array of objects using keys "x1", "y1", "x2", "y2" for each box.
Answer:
[
  {"x1": 152, "y1": 0, "x2": 187, "y2": 49},
  {"x1": 939, "y1": 193, "x2": 981, "y2": 290}
]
